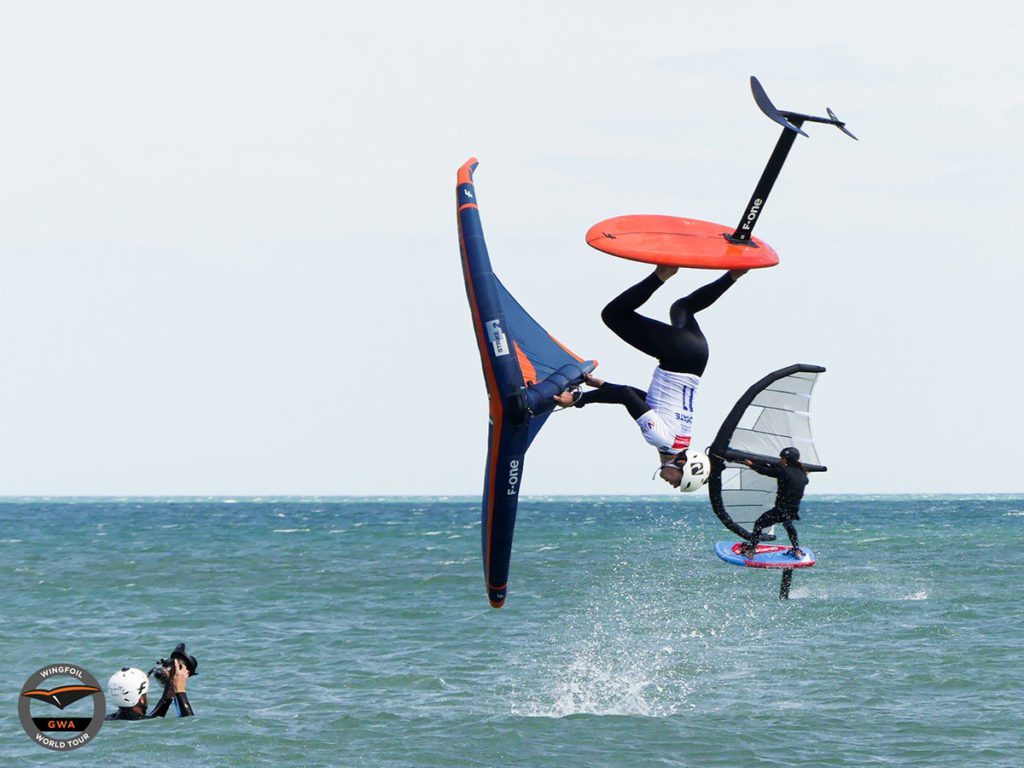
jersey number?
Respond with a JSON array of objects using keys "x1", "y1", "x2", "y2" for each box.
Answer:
[{"x1": 680, "y1": 385, "x2": 695, "y2": 412}]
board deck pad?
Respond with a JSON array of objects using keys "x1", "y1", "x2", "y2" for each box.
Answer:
[
  {"x1": 586, "y1": 215, "x2": 779, "y2": 269},
  {"x1": 715, "y1": 541, "x2": 816, "y2": 569}
]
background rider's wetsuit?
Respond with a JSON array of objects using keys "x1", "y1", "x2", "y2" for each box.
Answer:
[{"x1": 746, "y1": 461, "x2": 809, "y2": 546}]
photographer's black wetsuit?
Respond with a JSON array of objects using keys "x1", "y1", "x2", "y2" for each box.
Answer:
[
  {"x1": 747, "y1": 461, "x2": 810, "y2": 546},
  {"x1": 105, "y1": 690, "x2": 194, "y2": 720},
  {"x1": 574, "y1": 271, "x2": 739, "y2": 420},
  {"x1": 150, "y1": 690, "x2": 194, "y2": 718}
]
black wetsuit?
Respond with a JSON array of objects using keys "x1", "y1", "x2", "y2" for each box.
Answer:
[
  {"x1": 574, "y1": 271, "x2": 739, "y2": 420},
  {"x1": 105, "y1": 690, "x2": 194, "y2": 720},
  {"x1": 747, "y1": 461, "x2": 809, "y2": 547}
]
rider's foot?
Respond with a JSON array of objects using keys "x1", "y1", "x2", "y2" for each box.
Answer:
[{"x1": 655, "y1": 265, "x2": 678, "y2": 282}]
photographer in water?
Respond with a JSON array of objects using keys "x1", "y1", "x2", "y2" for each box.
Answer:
[{"x1": 106, "y1": 643, "x2": 197, "y2": 720}]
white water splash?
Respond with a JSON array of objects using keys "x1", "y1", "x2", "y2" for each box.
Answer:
[
  {"x1": 898, "y1": 590, "x2": 929, "y2": 601},
  {"x1": 512, "y1": 645, "x2": 687, "y2": 718}
]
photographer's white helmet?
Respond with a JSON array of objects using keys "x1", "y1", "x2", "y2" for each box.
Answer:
[{"x1": 107, "y1": 667, "x2": 149, "y2": 708}]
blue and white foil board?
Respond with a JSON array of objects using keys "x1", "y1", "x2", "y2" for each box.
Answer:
[{"x1": 715, "y1": 542, "x2": 816, "y2": 569}]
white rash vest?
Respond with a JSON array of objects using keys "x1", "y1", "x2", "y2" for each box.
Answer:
[{"x1": 635, "y1": 367, "x2": 700, "y2": 455}]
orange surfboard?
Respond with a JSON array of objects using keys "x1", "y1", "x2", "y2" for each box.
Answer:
[{"x1": 586, "y1": 214, "x2": 779, "y2": 270}]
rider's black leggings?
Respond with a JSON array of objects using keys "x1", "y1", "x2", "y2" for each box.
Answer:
[
  {"x1": 575, "y1": 271, "x2": 737, "y2": 418},
  {"x1": 751, "y1": 508, "x2": 799, "y2": 547},
  {"x1": 599, "y1": 271, "x2": 736, "y2": 375}
]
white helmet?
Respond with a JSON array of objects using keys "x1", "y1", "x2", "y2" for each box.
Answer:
[
  {"x1": 107, "y1": 667, "x2": 149, "y2": 708},
  {"x1": 677, "y1": 449, "x2": 711, "y2": 493}
]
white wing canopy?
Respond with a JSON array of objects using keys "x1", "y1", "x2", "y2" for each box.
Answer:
[
  {"x1": 730, "y1": 370, "x2": 821, "y2": 465},
  {"x1": 709, "y1": 365, "x2": 826, "y2": 538}
]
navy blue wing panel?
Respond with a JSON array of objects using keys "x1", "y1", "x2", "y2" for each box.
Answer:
[{"x1": 494, "y1": 279, "x2": 586, "y2": 384}]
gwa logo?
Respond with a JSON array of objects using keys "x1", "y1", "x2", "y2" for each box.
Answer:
[{"x1": 19, "y1": 664, "x2": 106, "y2": 751}]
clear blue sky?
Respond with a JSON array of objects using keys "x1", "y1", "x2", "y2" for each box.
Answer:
[{"x1": 0, "y1": 2, "x2": 1020, "y2": 494}]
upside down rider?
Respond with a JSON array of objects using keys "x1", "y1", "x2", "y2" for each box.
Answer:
[{"x1": 555, "y1": 265, "x2": 747, "y2": 488}]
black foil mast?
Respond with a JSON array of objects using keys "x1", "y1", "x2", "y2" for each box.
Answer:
[{"x1": 727, "y1": 77, "x2": 857, "y2": 246}]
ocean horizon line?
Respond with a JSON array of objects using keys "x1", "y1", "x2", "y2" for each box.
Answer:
[{"x1": 0, "y1": 492, "x2": 1021, "y2": 503}]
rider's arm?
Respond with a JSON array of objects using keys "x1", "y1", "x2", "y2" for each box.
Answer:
[{"x1": 744, "y1": 459, "x2": 782, "y2": 478}]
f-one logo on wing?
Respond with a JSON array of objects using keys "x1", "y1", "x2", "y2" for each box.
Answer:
[
  {"x1": 507, "y1": 459, "x2": 520, "y2": 495},
  {"x1": 485, "y1": 319, "x2": 509, "y2": 357},
  {"x1": 19, "y1": 664, "x2": 106, "y2": 751}
]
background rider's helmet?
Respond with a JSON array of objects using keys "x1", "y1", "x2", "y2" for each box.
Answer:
[
  {"x1": 107, "y1": 667, "x2": 149, "y2": 708},
  {"x1": 780, "y1": 447, "x2": 800, "y2": 463}
]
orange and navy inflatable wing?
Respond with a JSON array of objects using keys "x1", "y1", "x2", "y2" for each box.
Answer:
[{"x1": 456, "y1": 158, "x2": 596, "y2": 608}]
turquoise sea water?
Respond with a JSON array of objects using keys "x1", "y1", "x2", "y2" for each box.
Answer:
[{"x1": 2, "y1": 496, "x2": 1022, "y2": 767}]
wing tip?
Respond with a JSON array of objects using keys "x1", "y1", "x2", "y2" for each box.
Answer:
[
  {"x1": 458, "y1": 157, "x2": 479, "y2": 186},
  {"x1": 487, "y1": 584, "x2": 507, "y2": 608}
]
